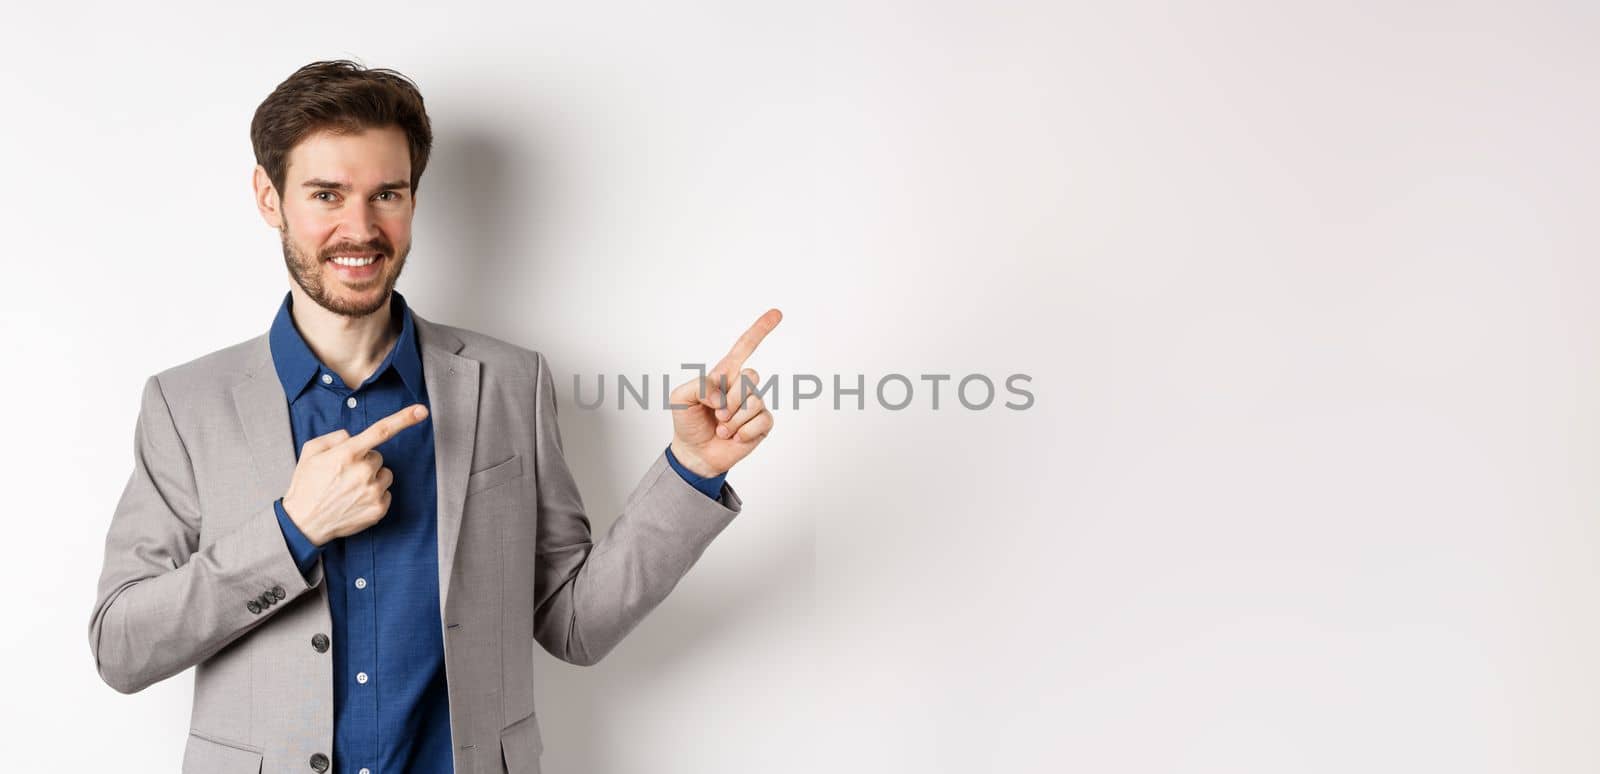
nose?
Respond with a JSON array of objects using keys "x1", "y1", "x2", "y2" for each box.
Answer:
[{"x1": 334, "y1": 199, "x2": 382, "y2": 247}]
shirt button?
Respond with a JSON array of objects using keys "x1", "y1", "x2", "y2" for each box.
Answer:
[
  {"x1": 321, "y1": 373, "x2": 333, "y2": 384},
  {"x1": 355, "y1": 577, "x2": 367, "y2": 590},
  {"x1": 359, "y1": 769, "x2": 371, "y2": 774},
  {"x1": 356, "y1": 671, "x2": 369, "y2": 684},
  {"x1": 346, "y1": 396, "x2": 358, "y2": 408}
]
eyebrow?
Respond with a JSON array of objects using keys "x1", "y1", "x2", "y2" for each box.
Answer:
[{"x1": 301, "y1": 178, "x2": 410, "y2": 193}]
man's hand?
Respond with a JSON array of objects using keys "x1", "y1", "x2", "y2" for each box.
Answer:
[
  {"x1": 669, "y1": 309, "x2": 783, "y2": 477},
  {"x1": 280, "y1": 404, "x2": 430, "y2": 546}
]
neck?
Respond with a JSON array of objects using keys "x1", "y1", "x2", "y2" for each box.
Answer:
[{"x1": 286, "y1": 284, "x2": 399, "y2": 387}]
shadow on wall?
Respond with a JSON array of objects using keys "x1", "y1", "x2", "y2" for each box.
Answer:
[{"x1": 418, "y1": 126, "x2": 539, "y2": 337}]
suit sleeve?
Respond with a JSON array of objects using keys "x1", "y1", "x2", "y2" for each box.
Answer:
[
  {"x1": 88, "y1": 374, "x2": 325, "y2": 694},
  {"x1": 528, "y1": 351, "x2": 743, "y2": 666}
]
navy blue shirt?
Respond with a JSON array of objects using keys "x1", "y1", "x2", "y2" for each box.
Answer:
[{"x1": 267, "y1": 289, "x2": 724, "y2": 774}]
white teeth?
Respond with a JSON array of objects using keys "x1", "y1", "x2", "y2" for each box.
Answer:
[{"x1": 331, "y1": 255, "x2": 377, "y2": 267}]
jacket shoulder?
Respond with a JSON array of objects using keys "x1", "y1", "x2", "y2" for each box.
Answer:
[{"x1": 148, "y1": 333, "x2": 267, "y2": 395}]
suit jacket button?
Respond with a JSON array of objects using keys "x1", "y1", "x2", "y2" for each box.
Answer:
[
  {"x1": 309, "y1": 752, "x2": 330, "y2": 771},
  {"x1": 312, "y1": 633, "x2": 330, "y2": 653},
  {"x1": 247, "y1": 600, "x2": 261, "y2": 614},
  {"x1": 271, "y1": 585, "x2": 286, "y2": 600},
  {"x1": 258, "y1": 592, "x2": 274, "y2": 607}
]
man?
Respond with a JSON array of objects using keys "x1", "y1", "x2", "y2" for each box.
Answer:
[{"x1": 87, "y1": 60, "x2": 779, "y2": 774}]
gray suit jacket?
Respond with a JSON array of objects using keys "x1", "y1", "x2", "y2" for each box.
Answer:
[{"x1": 88, "y1": 307, "x2": 744, "y2": 774}]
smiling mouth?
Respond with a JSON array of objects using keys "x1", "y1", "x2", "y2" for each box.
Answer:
[
  {"x1": 325, "y1": 253, "x2": 385, "y2": 281},
  {"x1": 326, "y1": 253, "x2": 383, "y2": 266}
]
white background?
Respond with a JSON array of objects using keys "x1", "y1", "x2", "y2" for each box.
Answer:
[{"x1": 2, "y1": 1, "x2": 1597, "y2": 771}]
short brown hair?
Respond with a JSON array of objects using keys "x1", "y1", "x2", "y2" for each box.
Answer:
[{"x1": 251, "y1": 59, "x2": 434, "y2": 198}]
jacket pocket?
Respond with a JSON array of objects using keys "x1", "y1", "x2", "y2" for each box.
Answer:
[
  {"x1": 182, "y1": 729, "x2": 263, "y2": 773},
  {"x1": 467, "y1": 453, "x2": 524, "y2": 498},
  {"x1": 500, "y1": 709, "x2": 544, "y2": 774}
]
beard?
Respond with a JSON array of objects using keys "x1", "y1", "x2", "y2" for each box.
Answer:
[{"x1": 280, "y1": 220, "x2": 409, "y2": 318}]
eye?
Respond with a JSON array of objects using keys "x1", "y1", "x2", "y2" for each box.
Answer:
[
  {"x1": 313, "y1": 191, "x2": 338, "y2": 202},
  {"x1": 375, "y1": 191, "x2": 401, "y2": 202}
]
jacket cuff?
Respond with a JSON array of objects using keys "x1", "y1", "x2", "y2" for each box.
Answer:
[
  {"x1": 214, "y1": 502, "x2": 327, "y2": 618},
  {"x1": 628, "y1": 448, "x2": 743, "y2": 540}
]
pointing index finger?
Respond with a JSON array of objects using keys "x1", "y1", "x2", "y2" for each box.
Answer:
[
  {"x1": 712, "y1": 308, "x2": 783, "y2": 382},
  {"x1": 344, "y1": 403, "x2": 429, "y2": 454}
]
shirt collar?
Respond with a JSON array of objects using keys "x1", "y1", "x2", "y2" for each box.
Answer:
[{"x1": 268, "y1": 289, "x2": 425, "y2": 404}]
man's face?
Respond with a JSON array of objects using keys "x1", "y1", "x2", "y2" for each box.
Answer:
[{"x1": 258, "y1": 125, "x2": 415, "y2": 318}]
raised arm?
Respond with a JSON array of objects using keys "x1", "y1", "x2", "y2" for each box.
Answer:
[{"x1": 529, "y1": 350, "x2": 746, "y2": 666}]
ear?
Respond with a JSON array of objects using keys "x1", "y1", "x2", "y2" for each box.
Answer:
[{"x1": 252, "y1": 164, "x2": 283, "y2": 229}]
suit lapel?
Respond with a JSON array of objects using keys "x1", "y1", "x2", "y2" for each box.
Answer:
[
  {"x1": 412, "y1": 311, "x2": 479, "y2": 617},
  {"x1": 231, "y1": 306, "x2": 481, "y2": 620},
  {"x1": 234, "y1": 340, "x2": 297, "y2": 516}
]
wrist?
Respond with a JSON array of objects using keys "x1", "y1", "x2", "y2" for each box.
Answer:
[
  {"x1": 669, "y1": 439, "x2": 724, "y2": 478},
  {"x1": 280, "y1": 496, "x2": 325, "y2": 547}
]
